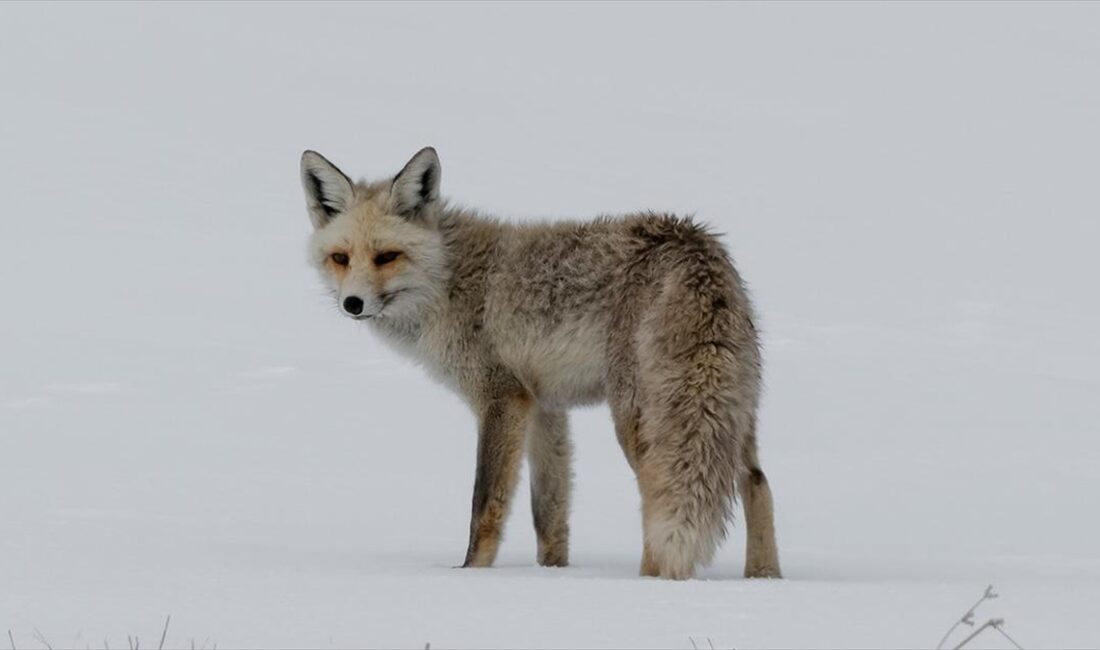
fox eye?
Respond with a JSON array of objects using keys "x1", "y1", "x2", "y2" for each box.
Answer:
[
  {"x1": 330, "y1": 252, "x2": 349, "y2": 266},
  {"x1": 373, "y1": 250, "x2": 402, "y2": 266}
]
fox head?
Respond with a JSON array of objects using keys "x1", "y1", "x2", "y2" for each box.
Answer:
[{"x1": 301, "y1": 147, "x2": 449, "y2": 322}]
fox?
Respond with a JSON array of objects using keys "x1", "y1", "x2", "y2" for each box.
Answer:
[{"x1": 300, "y1": 147, "x2": 781, "y2": 580}]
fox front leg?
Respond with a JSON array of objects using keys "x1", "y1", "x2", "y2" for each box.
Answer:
[
  {"x1": 527, "y1": 408, "x2": 572, "y2": 567},
  {"x1": 461, "y1": 392, "x2": 533, "y2": 568}
]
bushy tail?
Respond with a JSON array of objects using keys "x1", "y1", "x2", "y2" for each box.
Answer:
[{"x1": 635, "y1": 235, "x2": 764, "y2": 578}]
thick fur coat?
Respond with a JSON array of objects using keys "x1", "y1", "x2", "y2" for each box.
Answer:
[{"x1": 301, "y1": 147, "x2": 780, "y2": 579}]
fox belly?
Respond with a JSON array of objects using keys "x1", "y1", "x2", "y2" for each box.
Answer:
[{"x1": 498, "y1": 319, "x2": 608, "y2": 408}]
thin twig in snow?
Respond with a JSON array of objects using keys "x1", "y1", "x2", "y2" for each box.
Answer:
[
  {"x1": 953, "y1": 618, "x2": 1002, "y2": 650},
  {"x1": 993, "y1": 620, "x2": 1024, "y2": 650},
  {"x1": 158, "y1": 616, "x2": 171, "y2": 650},
  {"x1": 8, "y1": 629, "x2": 15, "y2": 650},
  {"x1": 32, "y1": 629, "x2": 51, "y2": 650},
  {"x1": 936, "y1": 585, "x2": 997, "y2": 650},
  {"x1": 690, "y1": 638, "x2": 698, "y2": 650}
]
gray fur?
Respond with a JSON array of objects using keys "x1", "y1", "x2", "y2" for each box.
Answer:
[{"x1": 302, "y1": 148, "x2": 781, "y2": 579}]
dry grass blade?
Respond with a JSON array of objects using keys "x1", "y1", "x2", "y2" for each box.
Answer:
[
  {"x1": 31, "y1": 629, "x2": 51, "y2": 650},
  {"x1": 8, "y1": 630, "x2": 15, "y2": 650},
  {"x1": 938, "y1": 586, "x2": 1025, "y2": 650},
  {"x1": 936, "y1": 585, "x2": 998, "y2": 650},
  {"x1": 993, "y1": 620, "x2": 1025, "y2": 650},
  {"x1": 158, "y1": 616, "x2": 171, "y2": 650},
  {"x1": 952, "y1": 618, "x2": 1002, "y2": 650}
]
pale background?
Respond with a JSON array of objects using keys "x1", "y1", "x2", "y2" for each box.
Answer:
[{"x1": 2, "y1": 2, "x2": 1098, "y2": 648}]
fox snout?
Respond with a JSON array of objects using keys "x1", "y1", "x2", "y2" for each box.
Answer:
[
  {"x1": 340, "y1": 289, "x2": 406, "y2": 319},
  {"x1": 342, "y1": 295, "x2": 365, "y2": 317},
  {"x1": 340, "y1": 292, "x2": 378, "y2": 319}
]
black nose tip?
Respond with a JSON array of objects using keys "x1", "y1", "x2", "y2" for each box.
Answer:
[{"x1": 343, "y1": 296, "x2": 364, "y2": 315}]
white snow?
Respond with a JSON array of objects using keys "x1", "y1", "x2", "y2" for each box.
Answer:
[{"x1": 2, "y1": 3, "x2": 1099, "y2": 648}]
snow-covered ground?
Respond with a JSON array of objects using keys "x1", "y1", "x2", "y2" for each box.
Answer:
[{"x1": 2, "y1": 3, "x2": 1099, "y2": 648}]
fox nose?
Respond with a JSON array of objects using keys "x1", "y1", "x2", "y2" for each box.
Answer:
[{"x1": 342, "y1": 296, "x2": 364, "y2": 316}]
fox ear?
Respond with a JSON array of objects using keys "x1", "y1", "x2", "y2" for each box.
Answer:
[
  {"x1": 301, "y1": 150, "x2": 354, "y2": 229},
  {"x1": 392, "y1": 147, "x2": 441, "y2": 220}
]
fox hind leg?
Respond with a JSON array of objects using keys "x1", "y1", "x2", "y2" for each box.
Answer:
[
  {"x1": 608, "y1": 374, "x2": 662, "y2": 576},
  {"x1": 739, "y1": 442, "x2": 782, "y2": 578}
]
